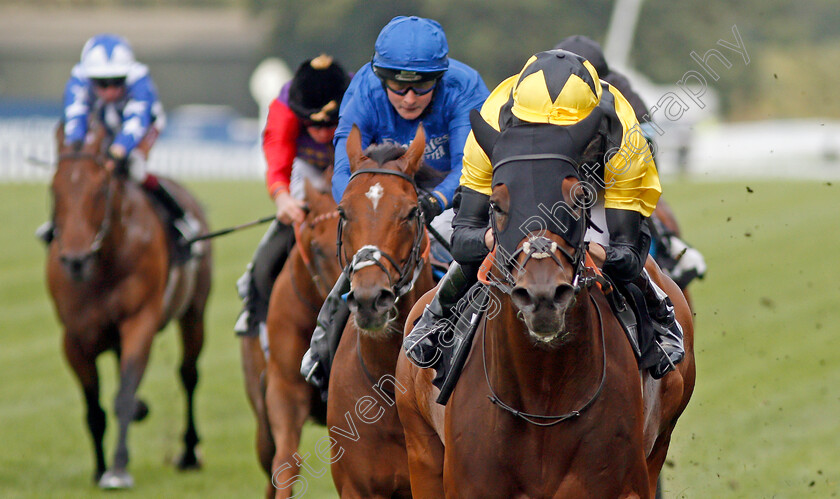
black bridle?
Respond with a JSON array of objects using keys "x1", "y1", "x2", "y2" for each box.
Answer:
[
  {"x1": 336, "y1": 168, "x2": 427, "y2": 298},
  {"x1": 54, "y1": 151, "x2": 116, "y2": 256}
]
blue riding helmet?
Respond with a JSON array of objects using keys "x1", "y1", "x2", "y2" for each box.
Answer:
[
  {"x1": 80, "y1": 33, "x2": 135, "y2": 79},
  {"x1": 372, "y1": 16, "x2": 449, "y2": 82}
]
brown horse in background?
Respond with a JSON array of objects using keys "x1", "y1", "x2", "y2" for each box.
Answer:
[
  {"x1": 240, "y1": 181, "x2": 341, "y2": 499},
  {"x1": 326, "y1": 125, "x2": 435, "y2": 498},
  {"x1": 45, "y1": 125, "x2": 211, "y2": 489},
  {"x1": 396, "y1": 128, "x2": 695, "y2": 498}
]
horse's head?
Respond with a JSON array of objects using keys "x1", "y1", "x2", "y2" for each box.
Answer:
[
  {"x1": 51, "y1": 123, "x2": 116, "y2": 282},
  {"x1": 337, "y1": 125, "x2": 427, "y2": 334},
  {"x1": 298, "y1": 179, "x2": 342, "y2": 293},
  {"x1": 471, "y1": 109, "x2": 601, "y2": 345}
]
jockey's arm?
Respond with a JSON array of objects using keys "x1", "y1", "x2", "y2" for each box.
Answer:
[
  {"x1": 591, "y1": 208, "x2": 652, "y2": 283},
  {"x1": 112, "y1": 76, "x2": 157, "y2": 157}
]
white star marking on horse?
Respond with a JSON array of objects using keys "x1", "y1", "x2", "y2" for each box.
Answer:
[{"x1": 366, "y1": 182, "x2": 384, "y2": 211}]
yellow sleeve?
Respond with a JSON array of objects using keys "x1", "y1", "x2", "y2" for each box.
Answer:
[
  {"x1": 603, "y1": 85, "x2": 661, "y2": 217},
  {"x1": 459, "y1": 76, "x2": 519, "y2": 196}
]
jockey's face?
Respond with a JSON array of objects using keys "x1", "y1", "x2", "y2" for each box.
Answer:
[
  {"x1": 385, "y1": 84, "x2": 435, "y2": 121},
  {"x1": 92, "y1": 77, "x2": 126, "y2": 103},
  {"x1": 306, "y1": 125, "x2": 336, "y2": 144}
]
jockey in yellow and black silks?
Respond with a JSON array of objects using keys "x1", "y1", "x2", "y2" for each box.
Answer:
[{"x1": 404, "y1": 49, "x2": 685, "y2": 384}]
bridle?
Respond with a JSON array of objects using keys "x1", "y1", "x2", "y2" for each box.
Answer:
[
  {"x1": 336, "y1": 168, "x2": 427, "y2": 298},
  {"x1": 292, "y1": 209, "x2": 341, "y2": 302},
  {"x1": 480, "y1": 164, "x2": 613, "y2": 427},
  {"x1": 54, "y1": 151, "x2": 116, "y2": 256}
]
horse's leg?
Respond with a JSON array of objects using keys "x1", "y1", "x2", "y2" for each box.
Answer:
[
  {"x1": 175, "y1": 305, "x2": 205, "y2": 470},
  {"x1": 240, "y1": 335, "x2": 275, "y2": 476},
  {"x1": 395, "y1": 361, "x2": 445, "y2": 499},
  {"x1": 63, "y1": 334, "x2": 107, "y2": 482},
  {"x1": 100, "y1": 311, "x2": 158, "y2": 489},
  {"x1": 265, "y1": 342, "x2": 312, "y2": 499}
]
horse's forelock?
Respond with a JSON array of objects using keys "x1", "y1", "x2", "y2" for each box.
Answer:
[{"x1": 361, "y1": 143, "x2": 444, "y2": 184}]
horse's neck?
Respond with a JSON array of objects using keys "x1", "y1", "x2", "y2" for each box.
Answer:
[{"x1": 491, "y1": 289, "x2": 602, "y2": 402}]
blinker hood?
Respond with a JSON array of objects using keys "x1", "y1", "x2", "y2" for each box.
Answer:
[{"x1": 469, "y1": 109, "x2": 601, "y2": 257}]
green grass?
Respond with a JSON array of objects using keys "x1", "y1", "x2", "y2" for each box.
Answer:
[{"x1": 0, "y1": 179, "x2": 838, "y2": 498}]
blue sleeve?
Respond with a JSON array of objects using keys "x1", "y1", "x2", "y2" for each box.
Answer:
[
  {"x1": 112, "y1": 75, "x2": 159, "y2": 154},
  {"x1": 431, "y1": 69, "x2": 490, "y2": 208},
  {"x1": 62, "y1": 70, "x2": 90, "y2": 144},
  {"x1": 332, "y1": 74, "x2": 377, "y2": 203}
]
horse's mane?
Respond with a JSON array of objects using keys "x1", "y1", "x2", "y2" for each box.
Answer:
[{"x1": 363, "y1": 142, "x2": 445, "y2": 186}]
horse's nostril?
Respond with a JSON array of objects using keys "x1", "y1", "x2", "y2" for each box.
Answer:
[
  {"x1": 554, "y1": 284, "x2": 576, "y2": 308},
  {"x1": 375, "y1": 288, "x2": 396, "y2": 312},
  {"x1": 511, "y1": 287, "x2": 533, "y2": 309}
]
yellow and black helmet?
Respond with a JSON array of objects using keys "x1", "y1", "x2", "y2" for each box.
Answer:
[{"x1": 510, "y1": 49, "x2": 602, "y2": 126}]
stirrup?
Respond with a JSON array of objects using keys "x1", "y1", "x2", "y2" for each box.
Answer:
[{"x1": 403, "y1": 320, "x2": 443, "y2": 368}]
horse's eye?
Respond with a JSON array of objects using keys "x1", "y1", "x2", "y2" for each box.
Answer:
[
  {"x1": 407, "y1": 206, "x2": 419, "y2": 220},
  {"x1": 491, "y1": 202, "x2": 506, "y2": 215}
]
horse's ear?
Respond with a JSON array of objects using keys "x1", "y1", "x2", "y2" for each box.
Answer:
[
  {"x1": 347, "y1": 125, "x2": 365, "y2": 173},
  {"x1": 401, "y1": 123, "x2": 426, "y2": 177},
  {"x1": 84, "y1": 120, "x2": 108, "y2": 155},
  {"x1": 55, "y1": 122, "x2": 66, "y2": 152},
  {"x1": 469, "y1": 109, "x2": 499, "y2": 159}
]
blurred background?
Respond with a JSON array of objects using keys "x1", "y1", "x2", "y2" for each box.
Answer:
[
  {"x1": 1, "y1": 1, "x2": 838, "y2": 498},
  {"x1": 2, "y1": 0, "x2": 840, "y2": 181}
]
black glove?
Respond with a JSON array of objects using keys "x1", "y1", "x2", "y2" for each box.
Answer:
[
  {"x1": 107, "y1": 148, "x2": 128, "y2": 176},
  {"x1": 418, "y1": 194, "x2": 443, "y2": 226}
]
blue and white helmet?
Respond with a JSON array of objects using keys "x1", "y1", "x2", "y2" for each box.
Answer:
[
  {"x1": 372, "y1": 16, "x2": 449, "y2": 82},
  {"x1": 80, "y1": 34, "x2": 135, "y2": 79}
]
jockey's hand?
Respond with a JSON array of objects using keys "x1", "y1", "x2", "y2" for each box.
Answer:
[
  {"x1": 484, "y1": 228, "x2": 495, "y2": 251},
  {"x1": 588, "y1": 243, "x2": 607, "y2": 268},
  {"x1": 106, "y1": 144, "x2": 128, "y2": 174},
  {"x1": 274, "y1": 191, "x2": 306, "y2": 225},
  {"x1": 418, "y1": 194, "x2": 442, "y2": 226}
]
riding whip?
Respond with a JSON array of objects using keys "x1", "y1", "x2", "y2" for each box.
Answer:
[{"x1": 185, "y1": 214, "x2": 275, "y2": 244}]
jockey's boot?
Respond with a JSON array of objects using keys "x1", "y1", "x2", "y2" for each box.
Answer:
[
  {"x1": 35, "y1": 221, "x2": 55, "y2": 244},
  {"x1": 403, "y1": 262, "x2": 475, "y2": 368},
  {"x1": 636, "y1": 269, "x2": 684, "y2": 379},
  {"x1": 300, "y1": 271, "x2": 351, "y2": 393},
  {"x1": 142, "y1": 175, "x2": 201, "y2": 250},
  {"x1": 234, "y1": 222, "x2": 296, "y2": 337}
]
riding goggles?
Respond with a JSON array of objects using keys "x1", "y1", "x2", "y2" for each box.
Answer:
[
  {"x1": 382, "y1": 78, "x2": 437, "y2": 96},
  {"x1": 92, "y1": 77, "x2": 127, "y2": 88}
]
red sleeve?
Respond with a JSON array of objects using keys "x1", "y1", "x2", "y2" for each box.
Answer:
[{"x1": 263, "y1": 99, "x2": 301, "y2": 199}]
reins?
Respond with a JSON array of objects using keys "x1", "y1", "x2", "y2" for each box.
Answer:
[{"x1": 481, "y1": 288, "x2": 608, "y2": 427}]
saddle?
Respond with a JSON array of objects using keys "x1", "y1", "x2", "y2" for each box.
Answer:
[{"x1": 146, "y1": 194, "x2": 193, "y2": 266}]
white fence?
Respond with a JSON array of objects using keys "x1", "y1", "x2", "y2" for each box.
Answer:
[
  {"x1": 3, "y1": 117, "x2": 840, "y2": 182},
  {"x1": 0, "y1": 117, "x2": 265, "y2": 182}
]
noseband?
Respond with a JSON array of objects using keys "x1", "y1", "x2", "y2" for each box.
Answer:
[
  {"x1": 488, "y1": 203, "x2": 589, "y2": 297},
  {"x1": 337, "y1": 168, "x2": 426, "y2": 298},
  {"x1": 55, "y1": 152, "x2": 116, "y2": 256}
]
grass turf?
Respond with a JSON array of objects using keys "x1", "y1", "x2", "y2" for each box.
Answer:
[{"x1": 0, "y1": 179, "x2": 837, "y2": 498}]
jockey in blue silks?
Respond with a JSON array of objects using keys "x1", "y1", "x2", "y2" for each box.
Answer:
[{"x1": 300, "y1": 16, "x2": 490, "y2": 395}]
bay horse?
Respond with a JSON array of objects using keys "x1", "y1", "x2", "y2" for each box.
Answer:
[
  {"x1": 326, "y1": 125, "x2": 435, "y2": 498},
  {"x1": 45, "y1": 125, "x2": 211, "y2": 489},
  {"x1": 396, "y1": 119, "x2": 695, "y2": 498},
  {"x1": 240, "y1": 180, "x2": 342, "y2": 499}
]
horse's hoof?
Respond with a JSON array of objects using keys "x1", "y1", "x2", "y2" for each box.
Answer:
[
  {"x1": 133, "y1": 399, "x2": 150, "y2": 422},
  {"x1": 175, "y1": 449, "x2": 203, "y2": 471},
  {"x1": 98, "y1": 469, "x2": 134, "y2": 489}
]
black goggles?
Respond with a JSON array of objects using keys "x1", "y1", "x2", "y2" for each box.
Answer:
[
  {"x1": 92, "y1": 77, "x2": 126, "y2": 88},
  {"x1": 382, "y1": 79, "x2": 437, "y2": 96}
]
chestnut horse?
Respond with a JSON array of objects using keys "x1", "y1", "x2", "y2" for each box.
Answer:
[
  {"x1": 396, "y1": 121, "x2": 695, "y2": 498},
  {"x1": 240, "y1": 181, "x2": 342, "y2": 499},
  {"x1": 45, "y1": 126, "x2": 211, "y2": 489},
  {"x1": 326, "y1": 125, "x2": 435, "y2": 498}
]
